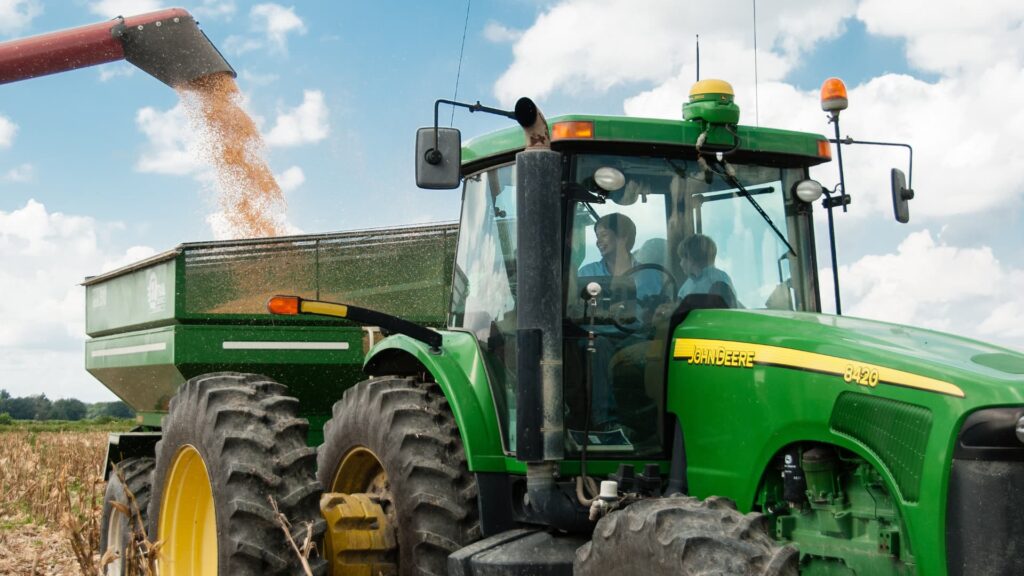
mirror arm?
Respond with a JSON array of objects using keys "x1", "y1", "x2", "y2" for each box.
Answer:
[
  {"x1": 430, "y1": 99, "x2": 517, "y2": 164},
  {"x1": 820, "y1": 186, "x2": 844, "y2": 316},
  {"x1": 829, "y1": 136, "x2": 914, "y2": 191}
]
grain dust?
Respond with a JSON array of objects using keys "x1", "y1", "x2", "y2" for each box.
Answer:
[{"x1": 178, "y1": 72, "x2": 285, "y2": 239}]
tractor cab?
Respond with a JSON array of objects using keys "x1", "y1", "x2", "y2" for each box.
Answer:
[{"x1": 442, "y1": 84, "x2": 832, "y2": 459}]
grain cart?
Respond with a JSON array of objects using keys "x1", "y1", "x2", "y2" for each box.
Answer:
[{"x1": 91, "y1": 80, "x2": 1024, "y2": 576}]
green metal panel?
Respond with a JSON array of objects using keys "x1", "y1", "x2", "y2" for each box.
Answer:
[
  {"x1": 85, "y1": 253, "x2": 178, "y2": 336},
  {"x1": 365, "y1": 331, "x2": 507, "y2": 471},
  {"x1": 365, "y1": 330, "x2": 672, "y2": 477},
  {"x1": 86, "y1": 323, "x2": 369, "y2": 444},
  {"x1": 830, "y1": 392, "x2": 932, "y2": 503},
  {"x1": 86, "y1": 326, "x2": 181, "y2": 410},
  {"x1": 462, "y1": 114, "x2": 830, "y2": 167},
  {"x1": 667, "y1": 308, "x2": 1024, "y2": 576}
]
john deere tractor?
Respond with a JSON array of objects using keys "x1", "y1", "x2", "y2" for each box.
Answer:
[{"x1": 86, "y1": 78, "x2": 1024, "y2": 575}]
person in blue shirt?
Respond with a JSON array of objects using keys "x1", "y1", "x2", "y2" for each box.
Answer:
[
  {"x1": 676, "y1": 233, "x2": 738, "y2": 307},
  {"x1": 575, "y1": 213, "x2": 665, "y2": 429},
  {"x1": 578, "y1": 213, "x2": 662, "y2": 302}
]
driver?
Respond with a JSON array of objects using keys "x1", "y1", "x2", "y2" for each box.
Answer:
[
  {"x1": 578, "y1": 213, "x2": 661, "y2": 301},
  {"x1": 575, "y1": 213, "x2": 664, "y2": 431}
]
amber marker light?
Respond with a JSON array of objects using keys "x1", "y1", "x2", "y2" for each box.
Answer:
[
  {"x1": 820, "y1": 77, "x2": 848, "y2": 114},
  {"x1": 817, "y1": 139, "x2": 832, "y2": 160},
  {"x1": 551, "y1": 121, "x2": 594, "y2": 141},
  {"x1": 267, "y1": 295, "x2": 300, "y2": 315}
]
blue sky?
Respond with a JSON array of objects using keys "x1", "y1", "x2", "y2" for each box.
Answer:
[{"x1": 0, "y1": 0, "x2": 1021, "y2": 402}]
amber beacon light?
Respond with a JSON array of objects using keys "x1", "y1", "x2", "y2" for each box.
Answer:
[{"x1": 820, "y1": 77, "x2": 848, "y2": 115}]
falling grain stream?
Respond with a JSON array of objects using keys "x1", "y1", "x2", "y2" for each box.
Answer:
[{"x1": 178, "y1": 72, "x2": 286, "y2": 239}]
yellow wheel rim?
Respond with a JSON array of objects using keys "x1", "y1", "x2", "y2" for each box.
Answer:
[
  {"x1": 323, "y1": 447, "x2": 398, "y2": 575},
  {"x1": 332, "y1": 447, "x2": 387, "y2": 495},
  {"x1": 158, "y1": 445, "x2": 217, "y2": 574}
]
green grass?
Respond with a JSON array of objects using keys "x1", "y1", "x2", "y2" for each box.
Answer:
[{"x1": 0, "y1": 418, "x2": 135, "y2": 433}]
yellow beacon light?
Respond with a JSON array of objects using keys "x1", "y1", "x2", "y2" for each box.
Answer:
[{"x1": 820, "y1": 77, "x2": 848, "y2": 114}]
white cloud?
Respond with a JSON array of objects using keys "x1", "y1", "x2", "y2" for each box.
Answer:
[
  {"x1": 857, "y1": 0, "x2": 1024, "y2": 76},
  {"x1": 87, "y1": 0, "x2": 161, "y2": 18},
  {"x1": 252, "y1": 3, "x2": 305, "y2": 53},
  {"x1": 0, "y1": 199, "x2": 155, "y2": 349},
  {"x1": 135, "y1": 102, "x2": 205, "y2": 175},
  {"x1": 223, "y1": 34, "x2": 263, "y2": 55},
  {"x1": 192, "y1": 0, "x2": 237, "y2": 20},
  {"x1": 497, "y1": 1, "x2": 1024, "y2": 222},
  {"x1": 239, "y1": 69, "x2": 280, "y2": 86},
  {"x1": 0, "y1": 115, "x2": 17, "y2": 148},
  {"x1": 264, "y1": 90, "x2": 329, "y2": 147},
  {"x1": 276, "y1": 165, "x2": 304, "y2": 192},
  {"x1": 0, "y1": 0, "x2": 42, "y2": 36},
  {"x1": 4, "y1": 163, "x2": 32, "y2": 182},
  {"x1": 0, "y1": 200, "x2": 154, "y2": 401},
  {"x1": 821, "y1": 230, "x2": 1024, "y2": 350},
  {"x1": 222, "y1": 4, "x2": 305, "y2": 55},
  {"x1": 492, "y1": 0, "x2": 854, "y2": 106},
  {"x1": 98, "y1": 63, "x2": 136, "y2": 82},
  {"x1": 483, "y1": 21, "x2": 521, "y2": 43}
]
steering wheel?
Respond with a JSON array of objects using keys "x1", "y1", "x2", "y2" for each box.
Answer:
[{"x1": 611, "y1": 263, "x2": 678, "y2": 333}]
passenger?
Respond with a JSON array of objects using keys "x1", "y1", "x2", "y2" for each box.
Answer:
[{"x1": 676, "y1": 234, "x2": 737, "y2": 307}]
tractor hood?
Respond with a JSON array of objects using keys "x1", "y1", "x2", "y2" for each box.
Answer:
[{"x1": 676, "y1": 309, "x2": 1024, "y2": 404}]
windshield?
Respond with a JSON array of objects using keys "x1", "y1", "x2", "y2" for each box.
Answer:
[
  {"x1": 570, "y1": 154, "x2": 813, "y2": 313},
  {"x1": 564, "y1": 153, "x2": 815, "y2": 457}
]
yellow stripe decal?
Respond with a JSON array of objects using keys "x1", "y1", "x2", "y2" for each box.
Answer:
[
  {"x1": 673, "y1": 338, "x2": 964, "y2": 398},
  {"x1": 301, "y1": 300, "x2": 349, "y2": 318}
]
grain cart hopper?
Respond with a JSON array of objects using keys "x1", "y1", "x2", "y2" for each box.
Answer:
[{"x1": 95, "y1": 79, "x2": 1024, "y2": 576}]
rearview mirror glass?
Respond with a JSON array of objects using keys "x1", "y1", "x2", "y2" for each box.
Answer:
[
  {"x1": 415, "y1": 127, "x2": 461, "y2": 189},
  {"x1": 891, "y1": 168, "x2": 913, "y2": 223}
]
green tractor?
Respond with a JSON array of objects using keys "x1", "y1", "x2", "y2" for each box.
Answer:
[{"x1": 88, "y1": 79, "x2": 1024, "y2": 575}]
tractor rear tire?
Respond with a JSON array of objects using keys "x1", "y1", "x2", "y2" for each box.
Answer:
[
  {"x1": 574, "y1": 496, "x2": 799, "y2": 576},
  {"x1": 317, "y1": 376, "x2": 480, "y2": 576},
  {"x1": 99, "y1": 457, "x2": 154, "y2": 576},
  {"x1": 147, "y1": 372, "x2": 327, "y2": 575}
]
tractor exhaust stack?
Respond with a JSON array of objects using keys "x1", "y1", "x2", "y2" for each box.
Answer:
[{"x1": 0, "y1": 8, "x2": 234, "y2": 88}]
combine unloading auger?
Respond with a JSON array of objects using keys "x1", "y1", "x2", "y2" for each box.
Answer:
[{"x1": 0, "y1": 7, "x2": 233, "y2": 88}]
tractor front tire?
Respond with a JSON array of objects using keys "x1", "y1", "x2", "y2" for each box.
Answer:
[
  {"x1": 147, "y1": 372, "x2": 327, "y2": 575},
  {"x1": 318, "y1": 376, "x2": 480, "y2": 576},
  {"x1": 575, "y1": 496, "x2": 798, "y2": 576},
  {"x1": 99, "y1": 457, "x2": 154, "y2": 575}
]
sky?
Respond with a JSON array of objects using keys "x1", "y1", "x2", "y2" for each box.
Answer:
[{"x1": 0, "y1": 0, "x2": 1021, "y2": 402}]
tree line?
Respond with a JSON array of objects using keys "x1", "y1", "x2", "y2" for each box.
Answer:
[{"x1": 0, "y1": 389, "x2": 134, "y2": 422}]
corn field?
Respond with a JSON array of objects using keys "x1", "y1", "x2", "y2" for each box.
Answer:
[{"x1": 0, "y1": 430, "x2": 106, "y2": 575}]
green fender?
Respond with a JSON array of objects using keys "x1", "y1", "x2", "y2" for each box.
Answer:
[{"x1": 363, "y1": 330, "x2": 509, "y2": 472}]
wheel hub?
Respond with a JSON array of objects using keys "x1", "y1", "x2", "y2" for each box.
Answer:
[{"x1": 322, "y1": 447, "x2": 397, "y2": 575}]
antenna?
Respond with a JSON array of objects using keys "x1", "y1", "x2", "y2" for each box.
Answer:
[
  {"x1": 696, "y1": 34, "x2": 700, "y2": 81},
  {"x1": 450, "y1": 0, "x2": 472, "y2": 126},
  {"x1": 753, "y1": 0, "x2": 759, "y2": 125}
]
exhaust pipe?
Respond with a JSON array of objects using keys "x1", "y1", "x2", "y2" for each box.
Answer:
[
  {"x1": 514, "y1": 98, "x2": 590, "y2": 531},
  {"x1": 0, "y1": 8, "x2": 234, "y2": 88}
]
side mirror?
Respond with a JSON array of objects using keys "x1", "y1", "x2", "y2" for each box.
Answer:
[
  {"x1": 415, "y1": 127, "x2": 461, "y2": 189},
  {"x1": 890, "y1": 168, "x2": 914, "y2": 223}
]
